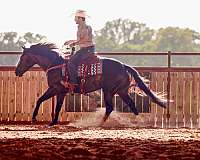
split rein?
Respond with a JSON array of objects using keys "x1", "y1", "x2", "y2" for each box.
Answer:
[{"x1": 46, "y1": 64, "x2": 66, "y2": 74}]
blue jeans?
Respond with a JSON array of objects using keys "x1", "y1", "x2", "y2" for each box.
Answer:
[{"x1": 67, "y1": 46, "x2": 95, "y2": 84}]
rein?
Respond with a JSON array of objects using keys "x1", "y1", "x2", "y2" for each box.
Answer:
[{"x1": 46, "y1": 64, "x2": 66, "y2": 73}]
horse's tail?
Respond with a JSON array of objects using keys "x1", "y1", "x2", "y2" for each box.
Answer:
[{"x1": 124, "y1": 65, "x2": 167, "y2": 108}]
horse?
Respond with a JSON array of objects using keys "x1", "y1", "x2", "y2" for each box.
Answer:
[{"x1": 15, "y1": 43, "x2": 168, "y2": 126}]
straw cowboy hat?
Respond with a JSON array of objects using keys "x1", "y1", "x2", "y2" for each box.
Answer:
[{"x1": 74, "y1": 9, "x2": 90, "y2": 18}]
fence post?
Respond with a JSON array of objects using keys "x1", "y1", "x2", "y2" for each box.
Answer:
[{"x1": 166, "y1": 51, "x2": 171, "y2": 127}]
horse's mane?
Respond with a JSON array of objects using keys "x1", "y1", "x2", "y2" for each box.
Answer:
[
  {"x1": 30, "y1": 43, "x2": 58, "y2": 50},
  {"x1": 29, "y1": 43, "x2": 64, "y2": 64}
]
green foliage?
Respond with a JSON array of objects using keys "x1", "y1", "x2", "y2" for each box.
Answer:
[
  {"x1": 0, "y1": 32, "x2": 47, "y2": 51},
  {"x1": 95, "y1": 19, "x2": 200, "y2": 53},
  {"x1": 155, "y1": 27, "x2": 200, "y2": 52},
  {"x1": 0, "y1": 32, "x2": 47, "y2": 65},
  {"x1": 1, "y1": 18, "x2": 200, "y2": 66},
  {"x1": 94, "y1": 19, "x2": 200, "y2": 66},
  {"x1": 94, "y1": 19, "x2": 154, "y2": 52}
]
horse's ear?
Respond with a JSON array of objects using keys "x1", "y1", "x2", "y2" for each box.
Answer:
[{"x1": 21, "y1": 46, "x2": 25, "y2": 49}]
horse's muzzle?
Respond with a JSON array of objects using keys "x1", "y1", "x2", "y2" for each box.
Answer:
[{"x1": 15, "y1": 68, "x2": 23, "y2": 77}]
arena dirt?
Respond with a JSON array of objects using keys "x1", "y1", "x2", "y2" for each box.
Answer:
[{"x1": 0, "y1": 111, "x2": 200, "y2": 159}]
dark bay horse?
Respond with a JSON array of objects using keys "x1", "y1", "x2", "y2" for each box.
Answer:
[{"x1": 15, "y1": 43, "x2": 167, "y2": 126}]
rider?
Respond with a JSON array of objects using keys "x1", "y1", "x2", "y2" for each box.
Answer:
[{"x1": 64, "y1": 9, "x2": 95, "y2": 86}]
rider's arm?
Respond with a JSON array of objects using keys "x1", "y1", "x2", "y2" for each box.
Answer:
[
  {"x1": 64, "y1": 25, "x2": 91, "y2": 46},
  {"x1": 64, "y1": 39, "x2": 80, "y2": 46},
  {"x1": 64, "y1": 40, "x2": 76, "y2": 45},
  {"x1": 74, "y1": 25, "x2": 91, "y2": 46}
]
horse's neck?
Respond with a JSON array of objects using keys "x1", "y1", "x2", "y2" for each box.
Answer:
[{"x1": 34, "y1": 54, "x2": 54, "y2": 71}]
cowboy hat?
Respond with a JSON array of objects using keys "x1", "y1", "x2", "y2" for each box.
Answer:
[{"x1": 75, "y1": 9, "x2": 89, "y2": 18}]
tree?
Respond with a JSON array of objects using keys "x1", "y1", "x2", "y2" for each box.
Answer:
[
  {"x1": 0, "y1": 32, "x2": 47, "y2": 51},
  {"x1": 0, "y1": 32, "x2": 19, "y2": 51},
  {"x1": 0, "y1": 32, "x2": 47, "y2": 65},
  {"x1": 94, "y1": 19, "x2": 155, "y2": 51},
  {"x1": 155, "y1": 27, "x2": 200, "y2": 52}
]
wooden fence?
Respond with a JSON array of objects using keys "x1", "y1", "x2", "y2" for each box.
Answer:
[{"x1": 0, "y1": 51, "x2": 200, "y2": 128}]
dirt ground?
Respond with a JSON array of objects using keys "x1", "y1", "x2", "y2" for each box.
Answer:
[{"x1": 0, "y1": 123, "x2": 200, "y2": 160}]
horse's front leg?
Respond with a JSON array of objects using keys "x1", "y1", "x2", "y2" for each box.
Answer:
[
  {"x1": 101, "y1": 91, "x2": 114, "y2": 124},
  {"x1": 32, "y1": 87, "x2": 57, "y2": 122},
  {"x1": 49, "y1": 93, "x2": 66, "y2": 126}
]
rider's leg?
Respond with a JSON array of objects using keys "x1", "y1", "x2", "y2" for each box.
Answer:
[
  {"x1": 67, "y1": 61, "x2": 78, "y2": 85},
  {"x1": 78, "y1": 46, "x2": 95, "y2": 60},
  {"x1": 67, "y1": 46, "x2": 95, "y2": 85},
  {"x1": 67, "y1": 50, "x2": 82, "y2": 85}
]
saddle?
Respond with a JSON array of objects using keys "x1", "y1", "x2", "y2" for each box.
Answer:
[
  {"x1": 77, "y1": 55, "x2": 102, "y2": 78},
  {"x1": 61, "y1": 54, "x2": 102, "y2": 94},
  {"x1": 77, "y1": 55, "x2": 102, "y2": 93}
]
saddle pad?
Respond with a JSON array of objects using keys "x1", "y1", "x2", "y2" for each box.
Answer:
[{"x1": 78, "y1": 61, "x2": 102, "y2": 77}]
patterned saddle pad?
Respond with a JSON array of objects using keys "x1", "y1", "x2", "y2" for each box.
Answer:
[{"x1": 77, "y1": 55, "x2": 102, "y2": 77}]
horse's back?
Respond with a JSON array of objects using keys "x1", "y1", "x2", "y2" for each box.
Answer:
[{"x1": 101, "y1": 57, "x2": 125, "y2": 75}]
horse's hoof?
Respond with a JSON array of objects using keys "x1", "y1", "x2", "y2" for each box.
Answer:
[
  {"x1": 132, "y1": 109, "x2": 139, "y2": 115},
  {"x1": 134, "y1": 112, "x2": 139, "y2": 115},
  {"x1": 49, "y1": 122, "x2": 57, "y2": 126},
  {"x1": 31, "y1": 118, "x2": 37, "y2": 123}
]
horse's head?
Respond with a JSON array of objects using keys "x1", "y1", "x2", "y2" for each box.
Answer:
[
  {"x1": 15, "y1": 46, "x2": 36, "y2": 77},
  {"x1": 16, "y1": 43, "x2": 64, "y2": 77}
]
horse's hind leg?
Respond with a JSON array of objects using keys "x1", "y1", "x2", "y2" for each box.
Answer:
[
  {"x1": 32, "y1": 87, "x2": 57, "y2": 122},
  {"x1": 49, "y1": 93, "x2": 65, "y2": 126},
  {"x1": 118, "y1": 90, "x2": 139, "y2": 115},
  {"x1": 102, "y1": 91, "x2": 114, "y2": 122}
]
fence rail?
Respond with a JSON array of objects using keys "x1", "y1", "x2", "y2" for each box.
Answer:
[{"x1": 0, "y1": 51, "x2": 200, "y2": 128}]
